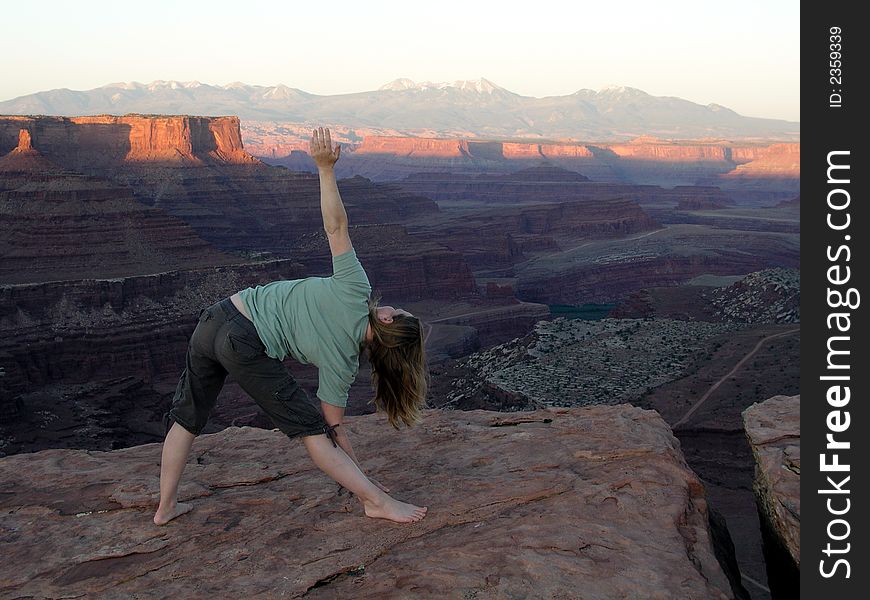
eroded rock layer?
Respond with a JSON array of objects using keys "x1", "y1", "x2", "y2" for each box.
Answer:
[
  {"x1": 0, "y1": 169, "x2": 243, "y2": 284},
  {"x1": 0, "y1": 260, "x2": 307, "y2": 395},
  {"x1": 0, "y1": 406, "x2": 735, "y2": 599},
  {"x1": 512, "y1": 224, "x2": 799, "y2": 304}
]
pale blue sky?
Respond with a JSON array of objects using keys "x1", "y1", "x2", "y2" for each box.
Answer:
[{"x1": 2, "y1": 0, "x2": 799, "y2": 121}]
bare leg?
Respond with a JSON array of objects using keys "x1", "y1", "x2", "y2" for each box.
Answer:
[
  {"x1": 153, "y1": 422, "x2": 196, "y2": 525},
  {"x1": 302, "y1": 433, "x2": 427, "y2": 523}
]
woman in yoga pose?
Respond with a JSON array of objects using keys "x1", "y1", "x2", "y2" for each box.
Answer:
[{"x1": 154, "y1": 127, "x2": 429, "y2": 526}]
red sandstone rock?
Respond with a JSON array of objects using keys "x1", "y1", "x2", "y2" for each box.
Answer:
[
  {"x1": 538, "y1": 143, "x2": 595, "y2": 158},
  {"x1": 724, "y1": 143, "x2": 800, "y2": 179},
  {"x1": 316, "y1": 134, "x2": 800, "y2": 189},
  {"x1": 742, "y1": 395, "x2": 800, "y2": 567},
  {"x1": 0, "y1": 115, "x2": 258, "y2": 169},
  {"x1": 15, "y1": 128, "x2": 32, "y2": 151},
  {"x1": 355, "y1": 135, "x2": 467, "y2": 158},
  {"x1": 0, "y1": 406, "x2": 735, "y2": 598},
  {"x1": 0, "y1": 129, "x2": 59, "y2": 172}
]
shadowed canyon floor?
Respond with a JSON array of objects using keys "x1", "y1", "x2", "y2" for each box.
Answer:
[{"x1": 0, "y1": 406, "x2": 738, "y2": 599}]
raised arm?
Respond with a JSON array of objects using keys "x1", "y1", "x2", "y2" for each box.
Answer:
[{"x1": 310, "y1": 127, "x2": 352, "y2": 257}]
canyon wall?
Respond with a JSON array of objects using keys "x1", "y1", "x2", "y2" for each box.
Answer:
[
  {"x1": 333, "y1": 135, "x2": 800, "y2": 188},
  {"x1": 0, "y1": 115, "x2": 257, "y2": 169},
  {"x1": 0, "y1": 115, "x2": 474, "y2": 302},
  {"x1": 0, "y1": 260, "x2": 307, "y2": 394},
  {"x1": 0, "y1": 169, "x2": 243, "y2": 284}
]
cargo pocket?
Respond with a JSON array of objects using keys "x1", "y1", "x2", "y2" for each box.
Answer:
[{"x1": 274, "y1": 377, "x2": 325, "y2": 428}]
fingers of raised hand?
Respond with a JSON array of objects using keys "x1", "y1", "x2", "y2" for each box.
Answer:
[{"x1": 310, "y1": 128, "x2": 339, "y2": 162}]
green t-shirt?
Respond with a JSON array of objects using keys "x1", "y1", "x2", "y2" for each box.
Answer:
[{"x1": 237, "y1": 248, "x2": 372, "y2": 407}]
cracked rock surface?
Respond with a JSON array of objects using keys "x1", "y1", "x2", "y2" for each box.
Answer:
[
  {"x1": 742, "y1": 394, "x2": 800, "y2": 567},
  {"x1": 2, "y1": 406, "x2": 733, "y2": 599}
]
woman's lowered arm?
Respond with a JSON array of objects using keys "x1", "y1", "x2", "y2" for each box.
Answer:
[{"x1": 321, "y1": 400, "x2": 390, "y2": 493}]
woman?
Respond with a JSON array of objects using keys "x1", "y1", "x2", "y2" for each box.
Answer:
[{"x1": 153, "y1": 127, "x2": 429, "y2": 526}]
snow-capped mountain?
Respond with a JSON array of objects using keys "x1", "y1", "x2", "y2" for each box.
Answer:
[
  {"x1": 378, "y1": 78, "x2": 511, "y2": 95},
  {"x1": 0, "y1": 79, "x2": 798, "y2": 140}
]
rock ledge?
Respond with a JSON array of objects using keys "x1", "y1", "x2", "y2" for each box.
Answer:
[{"x1": 1, "y1": 406, "x2": 734, "y2": 599}]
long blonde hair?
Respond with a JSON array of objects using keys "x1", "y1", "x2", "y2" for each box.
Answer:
[{"x1": 364, "y1": 293, "x2": 429, "y2": 428}]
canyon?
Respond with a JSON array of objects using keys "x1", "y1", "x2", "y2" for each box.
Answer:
[{"x1": 1, "y1": 112, "x2": 799, "y2": 598}]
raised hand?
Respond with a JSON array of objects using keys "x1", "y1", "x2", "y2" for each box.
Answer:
[{"x1": 309, "y1": 126, "x2": 341, "y2": 169}]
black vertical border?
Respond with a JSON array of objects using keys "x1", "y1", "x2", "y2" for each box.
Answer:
[{"x1": 801, "y1": 3, "x2": 868, "y2": 597}]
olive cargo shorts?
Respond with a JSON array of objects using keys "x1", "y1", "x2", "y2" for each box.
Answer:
[{"x1": 164, "y1": 297, "x2": 339, "y2": 446}]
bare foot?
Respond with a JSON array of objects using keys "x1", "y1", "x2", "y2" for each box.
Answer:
[
  {"x1": 363, "y1": 495, "x2": 427, "y2": 523},
  {"x1": 153, "y1": 501, "x2": 193, "y2": 526}
]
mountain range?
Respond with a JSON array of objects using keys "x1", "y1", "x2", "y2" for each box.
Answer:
[{"x1": 0, "y1": 78, "x2": 799, "y2": 141}]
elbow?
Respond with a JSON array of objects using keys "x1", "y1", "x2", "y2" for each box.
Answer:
[{"x1": 324, "y1": 220, "x2": 348, "y2": 236}]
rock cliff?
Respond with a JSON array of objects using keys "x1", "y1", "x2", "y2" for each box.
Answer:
[
  {"x1": 743, "y1": 395, "x2": 800, "y2": 598},
  {"x1": 323, "y1": 135, "x2": 800, "y2": 189},
  {"x1": 0, "y1": 406, "x2": 738, "y2": 599},
  {"x1": 723, "y1": 143, "x2": 800, "y2": 179},
  {"x1": 743, "y1": 395, "x2": 800, "y2": 567},
  {"x1": 0, "y1": 115, "x2": 258, "y2": 168}
]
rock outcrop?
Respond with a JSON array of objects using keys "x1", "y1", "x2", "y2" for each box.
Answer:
[
  {"x1": 0, "y1": 406, "x2": 737, "y2": 599},
  {"x1": 393, "y1": 166, "x2": 663, "y2": 269},
  {"x1": 0, "y1": 129, "x2": 59, "y2": 172},
  {"x1": 0, "y1": 115, "x2": 258, "y2": 168},
  {"x1": 743, "y1": 394, "x2": 800, "y2": 591}
]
